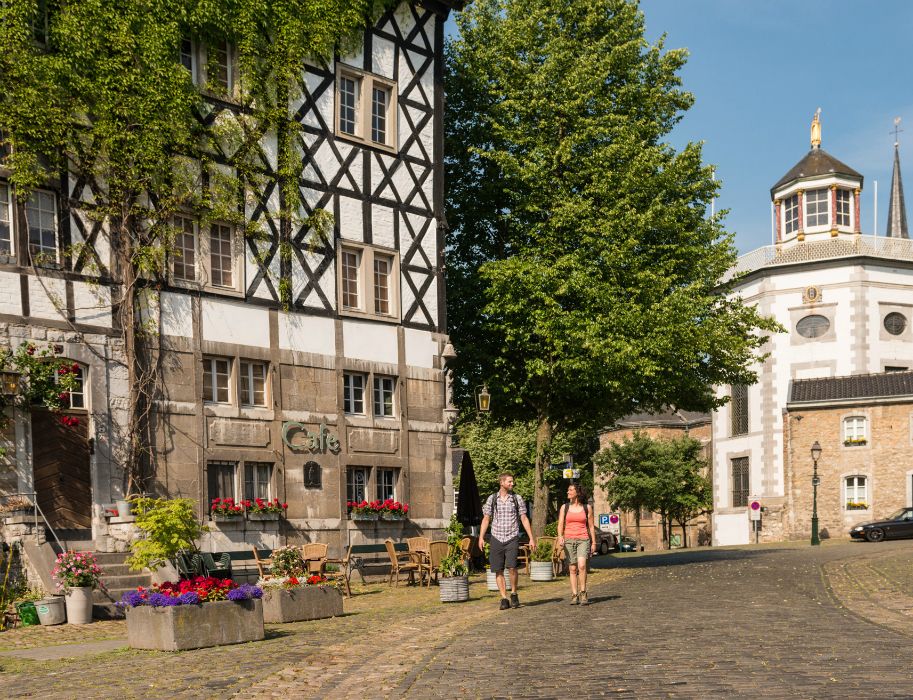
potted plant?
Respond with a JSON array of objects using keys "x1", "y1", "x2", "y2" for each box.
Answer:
[
  {"x1": 210, "y1": 497, "x2": 244, "y2": 522},
  {"x1": 270, "y1": 545, "x2": 306, "y2": 577},
  {"x1": 52, "y1": 551, "x2": 102, "y2": 624},
  {"x1": 117, "y1": 577, "x2": 264, "y2": 651},
  {"x1": 244, "y1": 497, "x2": 287, "y2": 521},
  {"x1": 347, "y1": 500, "x2": 380, "y2": 521},
  {"x1": 379, "y1": 499, "x2": 409, "y2": 521},
  {"x1": 438, "y1": 515, "x2": 469, "y2": 603},
  {"x1": 257, "y1": 574, "x2": 343, "y2": 623},
  {"x1": 529, "y1": 540, "x2": 554, "y2": 581}
]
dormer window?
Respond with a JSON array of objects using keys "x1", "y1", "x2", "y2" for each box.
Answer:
[
  {"x1": 784, "y1": 194, "x2": 800, "y2": 235},
  {"x1": 805, "y1": 188, "x2": 829, "y2": 228},
  {"x1": 835, "y1": 189, "x2": 852, "y2": 227}
]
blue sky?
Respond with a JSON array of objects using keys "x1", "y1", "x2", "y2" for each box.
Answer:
[{"x1": 445, "y1": 1, "x2": 913, "y2": 254}]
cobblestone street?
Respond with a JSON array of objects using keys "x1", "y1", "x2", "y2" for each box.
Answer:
[{"x1": 2, "y1": 541, "x2": 912, "y2": 699}]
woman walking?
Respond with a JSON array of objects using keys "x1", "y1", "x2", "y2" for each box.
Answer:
[{"x1": 556, "y1": 483, "x2": 597, "y2": 605}]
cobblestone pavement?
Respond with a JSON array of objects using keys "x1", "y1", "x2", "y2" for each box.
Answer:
[{"x1": 2, "y1": 542, "x2": 912, "y2": 699}]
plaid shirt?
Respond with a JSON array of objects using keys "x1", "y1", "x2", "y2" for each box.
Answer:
[{"x1": 483, "y1": 492, "x2": 526, "y2": 542}]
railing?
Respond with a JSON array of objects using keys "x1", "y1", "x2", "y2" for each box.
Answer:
[
  {"x1": 1, "y1": 492, "x2": 63, "y2": 551},
  {"x1": 726, "y1": 235, "x2": 913, "y2": 281}
]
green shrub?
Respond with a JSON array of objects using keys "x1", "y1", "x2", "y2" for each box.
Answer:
[
  {"x1": 531, "y1": 539, "x2": 553, "y2": 562},
  {"x1": 544, "y1": 521, "x2": 558, "y2": 537},
  {"x1": 127, "y1": 497, "x2": 206, "y2": 572}
]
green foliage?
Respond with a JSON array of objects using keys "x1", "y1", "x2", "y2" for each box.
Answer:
[
  {"x1": 594, "y1": 432, "x2": 712, "y2": 548},
  {"x1": 0, "y1": 342, "x2": 79, "y2": 413},
  {"x1": 127, "y1": 497, "x2": 206, "y2": 572},
  {"x1": 530, "y1": 539, "x2": 553, "y2": 562},
  {"x1": 543, "y1": 521, "x2": 558, "y2": 537},
  {"x1": 446, "y1": 0, "x2": 780, "y2": 533},
  {"x1": 438, "y1": 515, "x2": 468, "y2": 578},
  {"x1": 270, "y1": 545, "x2": 306, "y2": 577}
]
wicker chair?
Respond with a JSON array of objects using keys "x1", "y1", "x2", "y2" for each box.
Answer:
[
  {"x1": 251, "y1": 547, "x2": 273, "y2": 579},
  {"x1": 427, "y1": 540, "x2": 450, "y2": 586},
  {"x1": 385, "y1": 538, "x2": 422, "y2": 586},
  {"x1": 301, "y1": 542, "x2": 329, "y2": 575},
  {"x1": 323, "y1": 544, "x2": 353, "y2": 597}
]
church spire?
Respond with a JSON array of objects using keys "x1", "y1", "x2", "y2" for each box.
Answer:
[{"x1": 887, "y1": 118, "x2": 908, "y2": 239}]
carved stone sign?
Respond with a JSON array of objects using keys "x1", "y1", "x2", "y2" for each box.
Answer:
[
  {"x1": 209, "y1": 420, "x2": 270, "y2": 447},
  {"x1": 282, "y1": 421, "x2": 341, "y2": 454},
  {"x1": 347, "y1": 428, "x2": 398, "y2": 454}
]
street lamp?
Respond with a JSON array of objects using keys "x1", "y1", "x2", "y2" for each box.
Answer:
[
  {"x1": 449, "y1": 385, "x2": 493, "y2": 447},
  {"x1": 810, "y1": 440, "x2": 822, "y2": 546},
  {"x1": 475, "y1": 385, "x2": 491, "y2": 413},
  {"x1": 0, "y1": 369, "x2": 20, "y2": 397}
]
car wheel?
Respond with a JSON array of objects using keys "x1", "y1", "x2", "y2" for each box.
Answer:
[
  {"x1": 599, "y1": 540, "x2": 609, "y2": 555},
  {"x1": 865, "y1": 528, "x2": 885, "y2": 543}
]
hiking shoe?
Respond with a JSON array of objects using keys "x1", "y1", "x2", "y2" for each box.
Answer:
[
  {"x1": 499, "y1": 597, "x2": 510, "y2": 610},
  {"x1": 510, "y1": 592, "x2": 520, "y2": 608},
  {"x1": 580, "y1": 591, "x2": 589, "y2": 606},
  {"x1": 569, "y1": 593, "x2": 579, "y2": 605}
]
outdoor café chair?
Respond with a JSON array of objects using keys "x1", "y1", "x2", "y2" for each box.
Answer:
[
  {"x1": 251, "y1": 546, "x2": 273, "y2": 579},
  {"x1": 200, "y1": 552, "x2": 232, "y2": 579},
  {"x1": 427, "y1": 540, "x2": 449, "y2": 586},
  {"x1": 324, "y1": 544, "x2": 353, "y2": 597},
  {"x1": 385, "y1": 538, "x2": 422, "y2": 587},
  {"x1": 301, "y1": 542, "x2": 329, "y2": 575}
]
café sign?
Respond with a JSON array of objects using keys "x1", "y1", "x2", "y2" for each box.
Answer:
[{"x1": 282, "y1": 421, "x2": 341, "y2": 454}]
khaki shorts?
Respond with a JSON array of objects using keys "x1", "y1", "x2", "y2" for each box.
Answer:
[{"x1": 564, "y1": 538, "x2": 590, "y2": 562}]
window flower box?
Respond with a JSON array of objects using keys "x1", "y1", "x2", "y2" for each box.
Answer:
[
  {"x1": 846, "y1": 502, "x2": 869, "y2": 511},
  {"x1": 259, "y1": 577, "x2": 343, "y2": 623},
  {"x1": 348, "y1": 499, "x2": 409, "y2": 521},
  {"x1": 243, "y1": 498, "x2": 287, "y2": 520},
  {"x1": 350, "y1": 511, "x2": 379, "y2": 522},
  {"x1": 247, "y1": 512, "x2": 280, "y2": 521},
  {"x1": 843, "y1": 439, "x2": 867, "y2": 447}
]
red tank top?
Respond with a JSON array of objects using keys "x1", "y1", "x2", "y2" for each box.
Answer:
[{"x1": 564, "y1": 505, "x2": 588, "y2": 539}]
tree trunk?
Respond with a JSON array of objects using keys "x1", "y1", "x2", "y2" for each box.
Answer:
[
  {"x1": 681, "y1": 521, "x2": 688, "y2": 549},
  {"x1": 531, "y1": 416, "x2": 552, "y2": 537},
  {"x1": 634, "y1": 510, "x2": 641, "y2": 549}
]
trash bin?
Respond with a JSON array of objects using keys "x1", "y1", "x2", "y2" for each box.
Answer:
[
  {"x1": 35, "y1": 596, "x2": 67, "y2": 626},
  {"x1": 15, "y1": 601, "x2": 39, "y2": 627}
]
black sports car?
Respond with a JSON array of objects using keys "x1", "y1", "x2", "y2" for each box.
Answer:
[{"x1": 849, "y1": 507, "x2": 913, "y2": 542}]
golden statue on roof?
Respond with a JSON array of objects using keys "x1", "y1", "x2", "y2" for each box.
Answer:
[{"x1": 811, "y1": 108, "x2": 822, "y2": 149}]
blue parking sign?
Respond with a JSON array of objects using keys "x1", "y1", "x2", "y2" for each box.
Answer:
[{"x1": 599, "y1": 514, "x2": 610, "y2": 526}]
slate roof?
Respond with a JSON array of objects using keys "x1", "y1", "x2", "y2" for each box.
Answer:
[
  {"x1": 789, "y1": 371, "x2": 913, "y2": 404},
  {"x1": 771, "y1": 148, "x2": 863, "y2": 195}
]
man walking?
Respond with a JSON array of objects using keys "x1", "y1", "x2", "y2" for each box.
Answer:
[{"x1": 478, "y1": 473, "x2": 536, "y2": 609}]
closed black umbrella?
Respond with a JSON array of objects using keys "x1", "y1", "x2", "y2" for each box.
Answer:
[{"x1": 455, "y1": 449, "x2": 483, "y2": 529}]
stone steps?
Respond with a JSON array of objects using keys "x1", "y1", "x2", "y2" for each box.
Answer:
[{"x1": 93, "y1": 552, "x2": 151, "y2": 619}]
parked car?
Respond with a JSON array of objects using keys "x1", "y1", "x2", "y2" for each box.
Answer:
[
  {"x1": 593, "y1": 531, "x2": 615, "y2": 555},
  {"x1": 615, "y1": 535, "x2": 638, "y2": 552},
  {"x1": 849, "y1": 507, "x2": 913, "y2": 542}
]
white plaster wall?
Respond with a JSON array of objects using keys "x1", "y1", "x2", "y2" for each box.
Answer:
[
  {"x1": 73, "y1": 281, "x2": 112, "y2": 327},
  {"x1": 27, "y1": 276, "x2": 66, "y2": 321},
  {"x1": 278, "y1": 312, "x2": 335, "y2": 356},
  {"x1": 342, "y1": 320, "x2": 397, "y2": 364},
  {"x1": 201, "y1": 298, "x2": 270, "y2": 347},
  {"x1": 372, "y1": 205, "x2": 396, "y2": 249},
  {"x1": 338, "y1": 196, "x2": 363, "y2": 242},
  {"x1": 404, "y1": 328, "x2": 437, "y2": 369},
  {"x1": 0, "y1": 271, "x2": 22, "y2": 316},
  {"x1": 372, "y1": 36, "x2": 396, "y2": 79},
  {"x1": 714, "y1": 512, "x2": 750, "y2": 546},
  {"x1": 160, "y1": 292, "x2": 193, "y2": 338}
]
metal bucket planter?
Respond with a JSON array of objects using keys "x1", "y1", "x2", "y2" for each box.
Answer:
[
  {"x1": 439, "y1": 575, "x2": 470, "y2": 603},
  {"x1": 115, "y1": 499, "x2": 133, "y2": 518},
  {"x1": 486, "y1": 569, "x2": 509, "y2": 591},
  {"x1": 261, "y1": 586, "x2": 343, "y2": 623},
  {"x1": 65, "y1": 587, "x2": 94, "y2": 624},
  {"x1": 529, "y1": 561, "x2": 554, "y2": 582},
  {"x1": 247, "y1": 512, "x2": 280, "y2": 521},
  {"x1": 36, "y1": 596, "x2": 66, "y2": 625},
  {"x1": 126, "y1": 599, "x2": 264, "y2": 651}
]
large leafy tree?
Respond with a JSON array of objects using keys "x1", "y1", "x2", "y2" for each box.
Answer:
[{"x1": 445, "y1": 0, "x2": 779, "y2": 534}]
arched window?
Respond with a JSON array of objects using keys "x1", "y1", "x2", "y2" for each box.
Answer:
[
  {"x1": 844, "y1": 476, "x2": 868, "y2": 510},
  {"x1": 843, "y1": 416, "x2": 867, "y2": 446}
]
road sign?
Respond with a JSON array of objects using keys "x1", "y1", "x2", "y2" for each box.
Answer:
[
  {"x1": 562, "y1": 468, "x2": 580, "y2": 479},
  {"x1": 607, "y1": 512, "x2": 620, "y2": 535},
  {"x1": 749, "y1": 498, "x2": 761, "y2": 521},
  {"x1": 548, "y1": 462, "x2": 569, "y2": 471},
  {"x1": 598, "y1": 513, "x2": 611, "y2": 532}
]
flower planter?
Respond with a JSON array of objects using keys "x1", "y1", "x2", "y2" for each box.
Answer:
[
  {"x1": 350, "y1": 512, "x2": 379, "y2": 522},
  {"x1": 261, "y1": 586, "x2": 343, "y2": 623},
  {"x1": 36, "y1": 596, "x2": 66, "y2": 625},
  {"x1": 530, "y1": 561, "x2": 554, "y2": 582},
  {"x1": 126, "y1": 599, "x2": 265, "y2": 651},
  {"x1": 116, "y1": 499, "x2": 133, "y2": 518},
  {"x1": 486, "y1": 569, "x2": 509, "y2": 591},
  {"x1": 211, "y1": 515, "x2": 245, "y2": 524},
  {"x1": 380, "y1": 513, "x2": 405, "y2": 521},
  {"x1": 247, "y1": 512, "x2": 280, "y2": 521},
  {"x1": 65, "y1": 587, "x2": 94, "y2": 624},
  {"x1": 439, "y1": 575, "x2": 469, "y2": 603}
]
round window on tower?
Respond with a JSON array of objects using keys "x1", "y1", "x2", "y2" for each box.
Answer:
[
  {"x1": 796, "y1": 314, "x2": 830, "y2": 339},
  {"x1": 884, "y1": 312, "x2": 907, "y2": 336}
]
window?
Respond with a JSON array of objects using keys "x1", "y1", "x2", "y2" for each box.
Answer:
[
  {"x1": 26, "y1": 190, "x2": 57, "y2": 261},
  {"x1": 843, "y1": 416, "x2": 867, "y2": 445},
  {"x1": 31, "y1": 0, "x2": 48, "y2": 45},
  {"x1": 373, "y1": 254, "x2": 392, "y2": 314},
  {"x1": 836, "y1": 189, "x2": 852, "y2": 227},
  {"x1": 784, "y1": 194, "x2": 800, "y2": 234},
  {"x1": 208, "y1": 40, "x2": 233, "y2": 93},
  {"x1": 243, "y1": 462, "x2": 273, "y2": 501},
  {"x1": 172, "y1": 215, "x2": 197, "y2": 281},
  {"x1": 884, "y1": 312, "x2": 907, "y2": 336},
  {"x1": 886, "y1": 366, "x2": 909, "y2": 372},
  {"x1": 805, "y1": 188, "x2": 829, "y2": 228},
  {"x1": 203, "y1": 357, "x2": 231, "y2": 404},
  {"x1": 303, "y1": 461, "x2": 322, "y2": 489},
  {"x1": 377, "y1": 468, "x2": 397, "y2": 501},
  {"x1": 179, "y1": 37, "x2": 195, "y2": 76},
  {"x1": 730, "y1": 384, "x2": 748, "y2": 436},
  {"x1": 347, "y1": 467, "x2": 369, "y2": 503},
  {"x1": 796, "y1": 314, "x2": 830, "y2": 339},
  {"x1": 207, "y1": 460, "x2": 237, "y2": 501},
  {"x1": 373, "y1": 376, "x2": 395, "y2": 417},
  {"x1": 335, "y1": 65, "x2": 397, "y2": 150},
  {"x1": 239, "y1": 361, "x2": 267, "y2": 407},
  {"x1": 343, "y1": 373, "x2": 365, "y2": 414},
  {"x1": 731, "y1": 457, "x2": 749, "y2": 508},
  {"x1": 52, "y1": 361, "x2": 85, "y2": 409},
  {"x1": 0, "y1": 183, "x2": 12, "y2": 255},
  {"x1": 844, "y1": 475, "x2": 868, "y2": 510},
  {"x1": 337, "y1": 244, "x2": 399, "y2": 320},
  {"x1": 341, "y1": 249, "x2": 360, "y2": 309},
  {"x1": 209, "y1": 223, "x2": 234, "y2": 288}
]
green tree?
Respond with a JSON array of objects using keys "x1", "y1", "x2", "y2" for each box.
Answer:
[
  {"x1": 445, "y1": 0, "x2": 779, "y2": 534},
  {"x1": 126, "y1": 497, "x2": 205, "y2": 571}
]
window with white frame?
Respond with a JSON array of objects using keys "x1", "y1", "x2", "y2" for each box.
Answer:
[
  {"x1": 805, "y1": 188, "x2": 829, "y2": 228},
  {"x1": 335, "y1": 65, "x2": 397, "y2": 150},
  {"x1": 239, "y1": 360, "x2": 267, "y2": 407},
  {"x1": 347, "y1": 466, "x2": 369, "y2": 504},
  {"x1": 843, "y1": 416, "x2": 867, "y2": 445},
  {"x1": 26, "y1": 190, "x2": 57, "y2": 261},
  {"x1": 206, "y1": 40, "x2": 234, "y2": 94},
  {"x1": 207, "y1": 460, "x2": 237, "y2": 501},
  {"x1": 203, "y1": 357, "x2": 231, "y2": 404},
  {"x1": 373, "y1": 376, "x2": 395, "y2": 417},
  {"x1": 179, "y1": 37, "x2": 196, "y2": 79},
  {"x1": 209, "y1": 222, "x2": 234, "y2": 288},
  {"x1": 51, "y1": 360, "x2": 85, "y2": 409},
  {"x1": 784, "y1": 194, "x2": 799, "y2": 234},
  {"x1": 836, "y1": 189, "x2": 852, "y2": 227},
  {"x1": 338, "y1": 244, "x2": 399, "y2": 320},
  {"x1": 172, "y1": 214, "x2": 197, "y2": 281},
  {"x1": 376, "y1": 467, "x2": 397, "y2": 501},
  {"x1": 844, "y1": 475, "x2": 868, "y2": 509},
  {"x1": 343, "y1": 372, "x2": 366, "y2": 414},
  {"x1": 0, "y1": 183, "x2": 12, "y2": 255},
  {"x1": 243, "y1": 461, "x2": 273, "y2": 501}
]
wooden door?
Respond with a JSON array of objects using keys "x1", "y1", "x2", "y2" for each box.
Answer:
[{"x1": 32, "y1": 410, "x2": 92, "y2": 529}]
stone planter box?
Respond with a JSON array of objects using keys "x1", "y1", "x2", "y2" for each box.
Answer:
[
  {"x1": 350, "y1": 512, "x2": 379, "y2": 522},
  {"x1": 126, "y1": 599, "x2": 264, "y2": 651},
  {"x1": 211, "y1": 515, "x2": 245, "y2": 525},
  {"x1": 247, "y1": 512, "x2": 280, "y2": 521},
  {"x1": 261, "y1": 586, "x2": 343, "y2": 623},
  {"x1": 379, "y1": 513, "x2": 405, "y2": 521}
]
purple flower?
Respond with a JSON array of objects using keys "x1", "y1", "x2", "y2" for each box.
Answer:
[
  {"x1": 178, "y1": 591, "x2": 200, "y2": 605},
  {"x1": 227, "y1": 584, "x2": 262, "y2": 601},
  {"x1": 148, "y1": 592, "x2": 179, "y2": 607},
  {"x1": 117, "y1": 591, "x2": 147, "y2": 609}
]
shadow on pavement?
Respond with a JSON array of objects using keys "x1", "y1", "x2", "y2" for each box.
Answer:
[
  {"x1": 521, "y1": 597, "x2": 562, "y2": 608},
  {"x1": 585, "y1": 594, "x2": 620, "y2": 605},
  {"x1": 590, "y1": 546, "x2": 791, "y2": 570}
]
